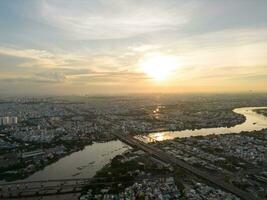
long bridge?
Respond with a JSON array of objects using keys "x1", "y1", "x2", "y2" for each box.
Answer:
[
  {"x1": 0, "y1": 177, "x2": 117, "y2": 199},
  {"x1": 0, "y1": 133, "x2": 262, "y2": 200},
  {"x1": 0, "y1": 176, "x2": 172, "y2": 199}
]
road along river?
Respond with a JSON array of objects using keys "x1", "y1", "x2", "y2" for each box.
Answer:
[
  {"x1": 145, "y1": 107, "x2": 267, "y2": 141},
  {"x1": 11, "y1": 107, "x2": 267, "y2": 182}
]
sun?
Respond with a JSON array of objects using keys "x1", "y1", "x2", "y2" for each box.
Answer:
[{"x1": 140, "y1": 54, "x2": 180, "y2": 81}]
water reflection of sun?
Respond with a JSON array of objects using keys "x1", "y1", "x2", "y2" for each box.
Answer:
[{"x1": 153, "y1": 132, "x2": 166, "y2": 141}]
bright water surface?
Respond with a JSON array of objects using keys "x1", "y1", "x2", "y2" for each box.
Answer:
[
  {"x1": 25, "y1": 140, "x2": 129, "y2": 181},
  {"x1": 20, "y1": 107, "x2": 267, "y2": 181},
  {"x1": 147, "y1": 107, "x2": 267, "y2": 141}
]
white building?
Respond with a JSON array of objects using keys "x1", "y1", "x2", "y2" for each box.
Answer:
[
  {"x1": 0, "y1": 116, "x2": 18, "y2": 126},
  {"x1": 10, "y1": 117, "x2": 18, "y2": 124}
]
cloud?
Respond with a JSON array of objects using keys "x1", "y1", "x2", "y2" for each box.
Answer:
[
  {"x1": 0, "y1": 63, "x2": 148, "y2": 85},
  {"x1": 36, "y1": 0, "x2": 196, "y2": 40},
  {"x1": 0, "y1": 77, "x2": 61, "y2": 84},
  {"x1": 0, "y1": 47, "x2": 52, "y2": 60},
  {"x1": 34, "y1": 71, "x2": 65, "y2": 82},
  {"x1": 1, "y1": 0, "x2": 267, "y2": 94},
  {"x1": 0, "y1": 47, "x2": 68, "y2": 68},
  {"x1": 178, "y1": 65, "x2": 267, "y2": 84},
  {"x1": 129, "y1": 45, "x2": 159, "y2": 52},
  {"x1": 66, "y1": 70, "x2": 149, "y2": 84},
  {"x1": 0, "y1": 71, "x2": 66, "y2": 84},
  {"x1": 0, "y1": 46, "x2": 142, "y2": 73}
]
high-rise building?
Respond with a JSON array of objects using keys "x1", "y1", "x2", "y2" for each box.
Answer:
[
  {"x1": 3, "y1": 117, "x2": 9, "y2": 125},
  {"x1": 0, "y1": 116, "x2": 18, "y2": 126},
  {"x1": 10, "y1": 117, "x2": 18, "y2": 124}
]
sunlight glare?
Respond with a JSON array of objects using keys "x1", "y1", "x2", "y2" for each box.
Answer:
[{"x1": 140, "y1": 55, "x2": 180, "y2": 81}]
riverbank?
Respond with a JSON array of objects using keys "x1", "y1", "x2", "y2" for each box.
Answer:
[
  {"x1": 145, "y1": 107, "x2": 267, "y2": 141},
  {"x1": 154, "y1": 128, "x2": 267, "y2": 199},
  {"x1": 3, "y1": 106, "x2": 267, "y2": 184},
  {"x1": 255, "y1": 108, "x2": 267, "y2": 117},
  {"x1": 23, "y1": 140, "x2": 129, "y2": 182},
  {"x1": 0, "y1": 139, "x2": 95, "y2": 182},
  {"x1": 80, "y1": 128, "x2": 265, "y2": 200}
]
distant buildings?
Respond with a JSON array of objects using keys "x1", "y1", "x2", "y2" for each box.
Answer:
[
  {"x1": 0, "y1": 116, "x2": 18, "y2": 126},
  {"x1": 21, "y1": 149, "x2": 45, "y2": 160}
]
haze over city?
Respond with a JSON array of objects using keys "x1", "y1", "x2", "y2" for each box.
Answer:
[
  {"x1": 1, "y1": 1, "x2": 267, "y2": 200},
  {"x1": 0, "y1": 0, "x2": 267, "y2": 95}
]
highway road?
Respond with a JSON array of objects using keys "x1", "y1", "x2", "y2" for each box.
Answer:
[
  {"x1": 113, "y1": 133, "x2": 262, "y2": 200},
  {"x1": 1, "y1": 133, "x2": 262, "y2": 200}
]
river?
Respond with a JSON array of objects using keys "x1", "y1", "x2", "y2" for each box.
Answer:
[
  {"x1": 24, "y1": 140, "x2": 130, "y2": 181},
  {"x1": 19, "y1": 107, "x2": 267, "y2": 181},
  {"x1": 146, "y1": 107, "x2": 267, "y2": 141}
]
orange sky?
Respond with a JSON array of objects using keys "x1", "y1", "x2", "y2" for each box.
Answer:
[{"x1": 0, "y1": 0, "x2": 267, "y2": 95}]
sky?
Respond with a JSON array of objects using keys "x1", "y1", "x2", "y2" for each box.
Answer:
[{"x1": 0, "y1": 0, "x2": 267, "y2": 95}]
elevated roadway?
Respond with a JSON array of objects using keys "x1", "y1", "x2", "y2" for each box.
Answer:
[{"x1": 113, "y1": 133, "x2": 262, "y2": 200}]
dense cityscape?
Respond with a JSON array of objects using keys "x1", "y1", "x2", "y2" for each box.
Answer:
[
  {"x1": 1, "y1": 0, "x2": 267, "y2": 199},
  {"x1": 0, "y1": 94, "x2": 266, "y2": 199}
]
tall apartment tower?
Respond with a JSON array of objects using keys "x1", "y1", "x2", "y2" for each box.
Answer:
[
  {"x1": 0, "y1": 116, "x2": 18, "y2": 126},
  {"x1": 10, "y1": 117, "x2": 18, "y2": 124}
]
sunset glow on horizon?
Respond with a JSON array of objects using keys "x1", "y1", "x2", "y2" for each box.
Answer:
[
  {"x1": 0, "y1": 0, "x2": 267, "y2": 95},
  {"x1": 139, "y1": 54, "x2": 181, "y2": 81}
]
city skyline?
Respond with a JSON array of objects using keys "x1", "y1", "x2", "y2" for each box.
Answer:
[{"x1": 0, "y1": 0, "x2": 267, "y2": 95}]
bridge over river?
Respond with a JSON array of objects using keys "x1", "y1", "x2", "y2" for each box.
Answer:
[
  {"x1": 1, "y1": 107, "x2": 266, "y2": 199},
  {"x1": 113, "y1": 133, "x2": 263, "y2": 200},
  {"x1": 0, "y1": 176, "x2": 172, "y2": 199},
  {"x1": 0, "y1": 177, "x2": 118, "y2": 199},
  {"x1": 1, "y1": 132, "x2": 263, "y2": 200}
]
